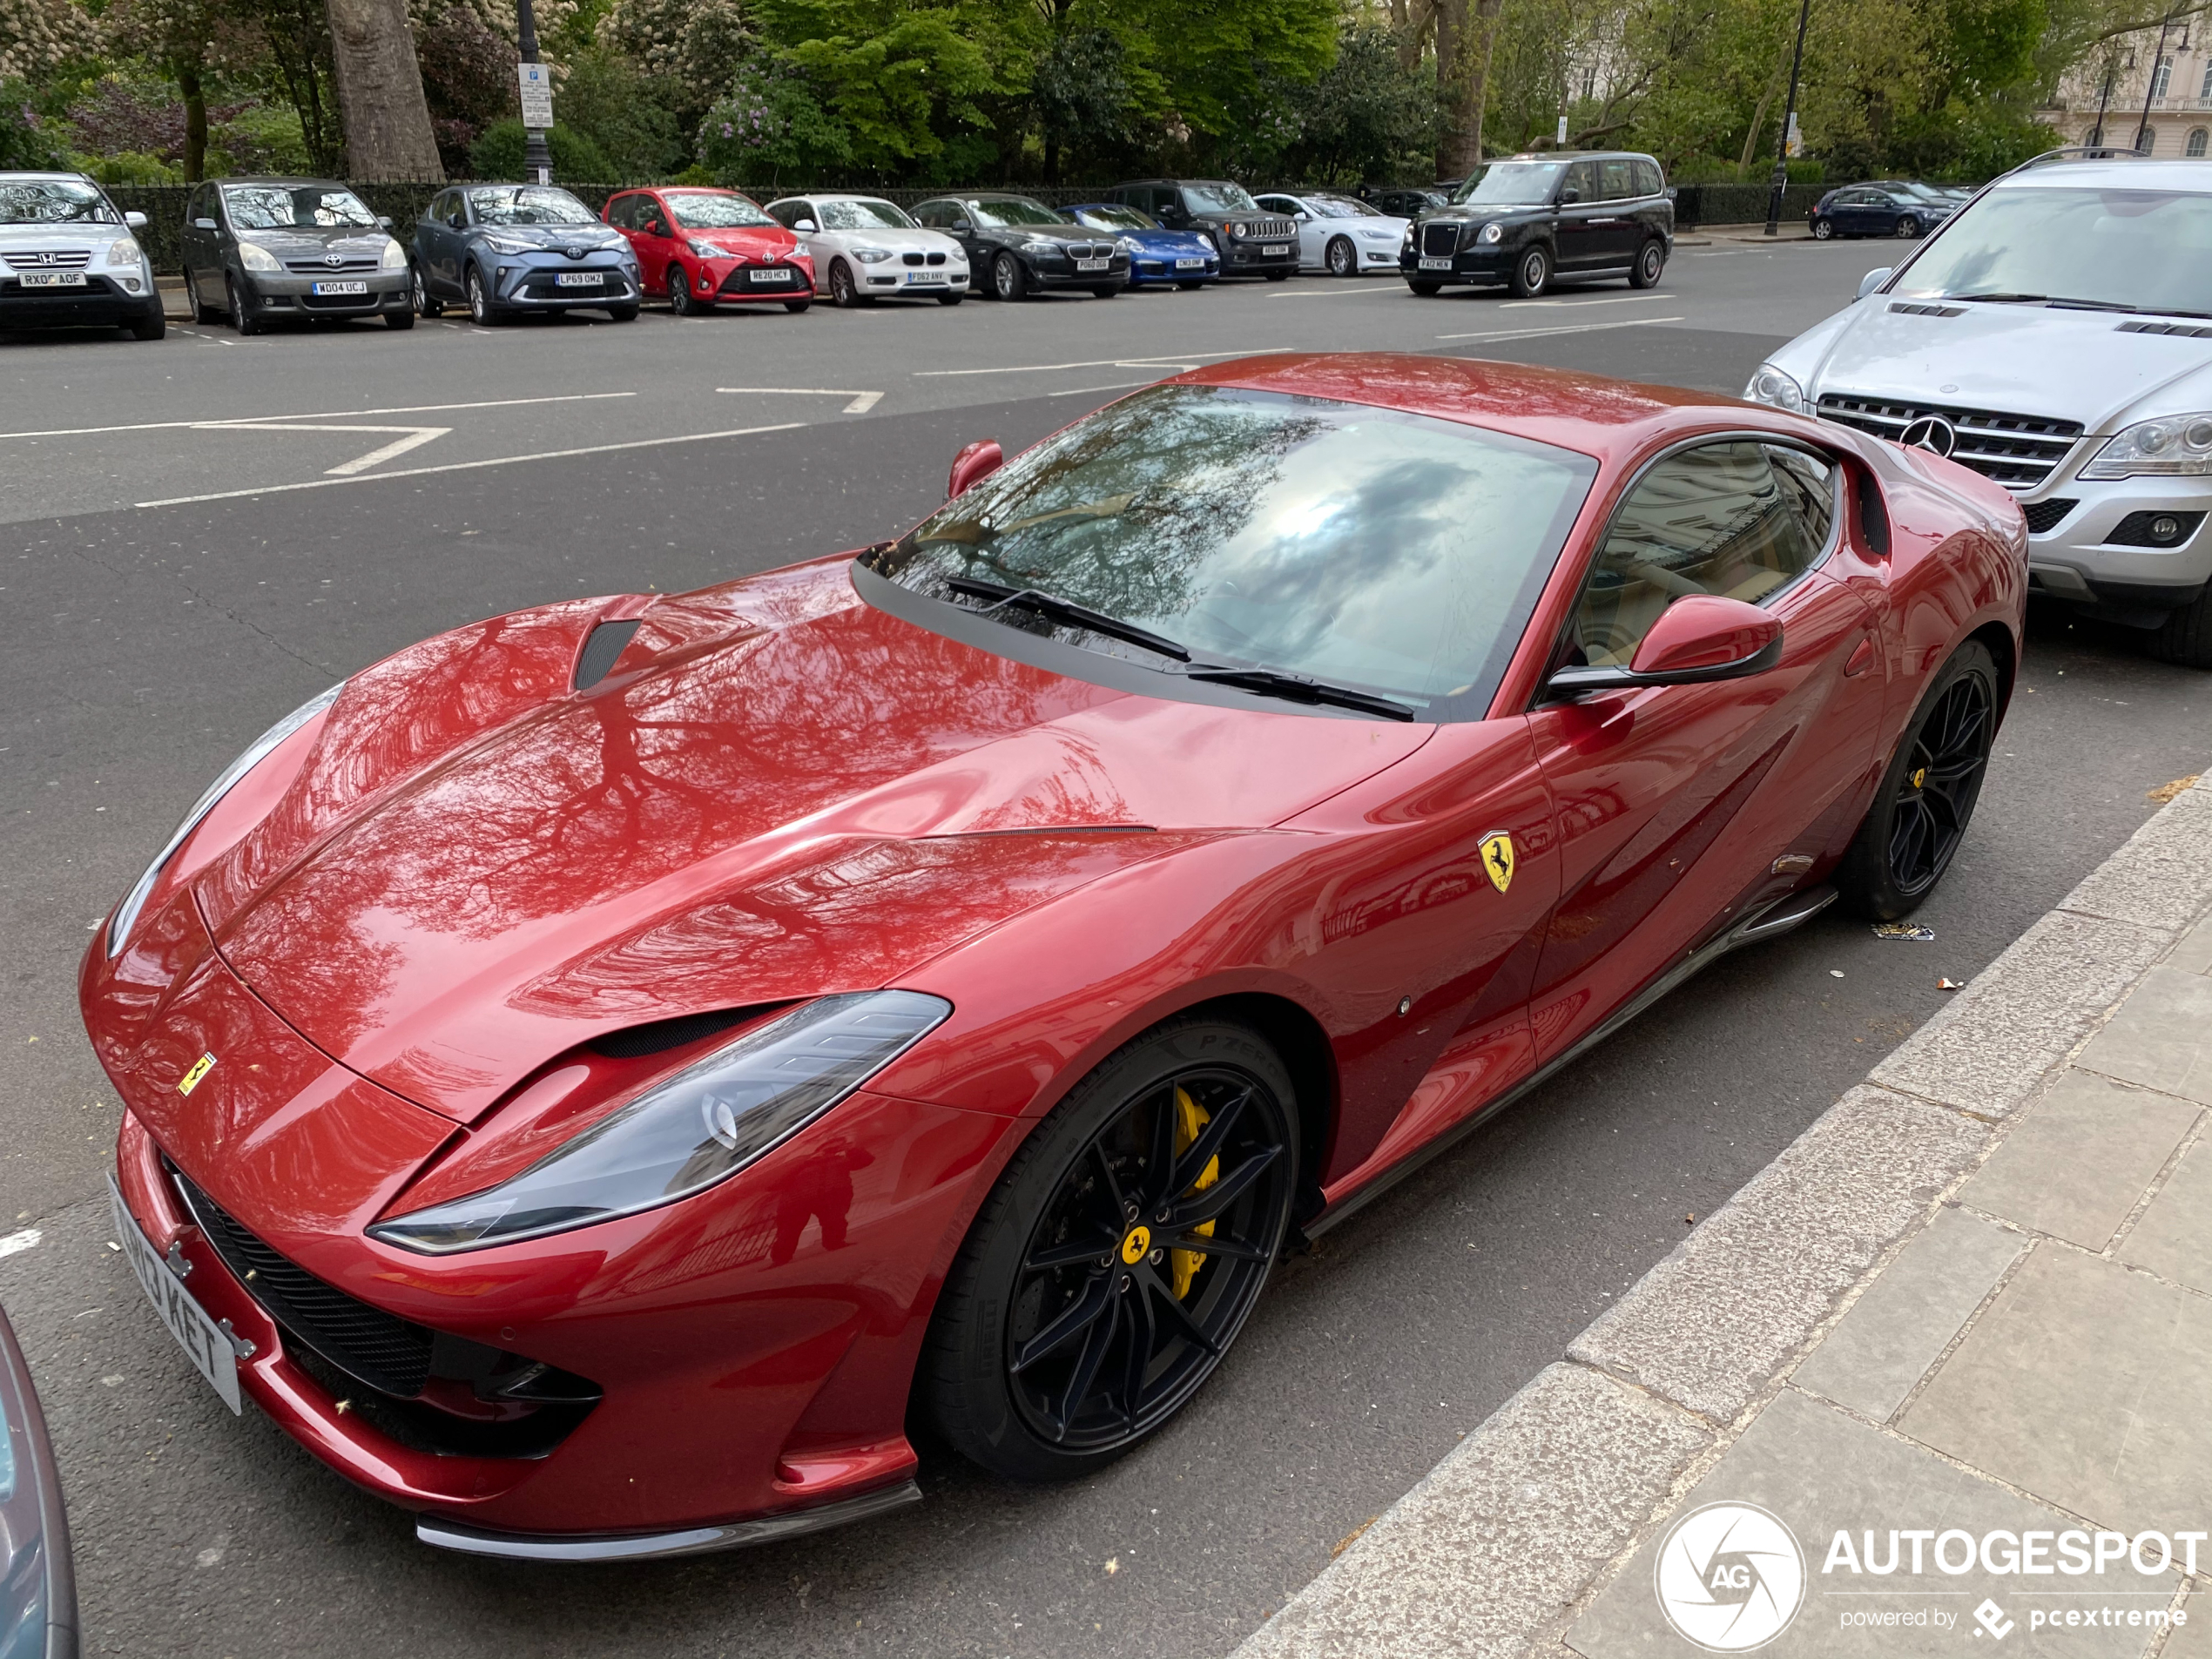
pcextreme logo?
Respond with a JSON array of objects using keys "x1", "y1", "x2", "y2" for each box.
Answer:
[{"x1": 1654, "y1": 1502, "x2": 1807, "y2": 1653}]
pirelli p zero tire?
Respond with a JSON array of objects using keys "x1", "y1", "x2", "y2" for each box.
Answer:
[
  {"x1": 2147, "y1": 584, "x2": 2212, "y2": 669},
  {"x1": 1508, "y1": 243, "x2": 1550, "y2": 298},
  {"x1": 921, "y1": 1017, "x2": 1298, "y2": 1483},
  {"x1": 1836, "y1": 640, "x2": 1999, "y2": 921}
]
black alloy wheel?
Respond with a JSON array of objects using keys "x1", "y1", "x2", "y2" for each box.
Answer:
[
  {"x1": 1896, "y1": 213, "x2": 1921, "y2": 238},
  {"x1": 1837, "y1": 641, "x2": 1998, "y2": 919},
  {"x1": 412, "y1": 265, "x2": 441, "y2": 318},
  {"x1": 993, "y1": 252, "x2": 1028, "y2": 300},
  {"x1": 226, "y1": 273, "x2": 262, "y2": 336},
  {"x1": 1509, "y1": 244, "x2": 1550, "y2": 298},
  {"x1": 922, "y1": 1018, "x2": 1298, "y2": 1480},
  {"x1": 669, "y1": 265, "x2": 700, "y2": 314},
  {"x1": 1325, "y1": 236, "x2": 1357, "y2": 278},
  {"x1": 1629, "y1": 239, "x2": 1667, "y2": 289},
  {"x1": 1812, "y1": 217, "x2": 1835, "y2": 240}
]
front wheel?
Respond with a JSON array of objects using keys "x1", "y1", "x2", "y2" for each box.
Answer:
[
  {"x1": 2147, "y1": 584, "x2": 2212, "y2": 669},
  {"x1": 607, "y1": 302, "x2": 639, "y2": 321},
  {"x1": 669, "y1": 266, "x2": 701, "y2": 314},
  {"x1": 993, "y1": 253, "x2": 1028, "y2": 301},
  {"x1": 1811, "y1": 217, "x2": 1835, "y2": 240},
  {"x1": 1262, "y1": 269, "x2": 1291, "y2": 281},
  {"x1": 412, "y1": 266, "x2": 442, "y2": 317},
  {"x1": 1407, "y1": 279, "x2": 1443, "y2": 296},
  {"x1": 128, "y1": 306, "x2": 165, "y2": 341},
  {"x1": 921, "y1": 1017, "x2": 1298, "y2": 1481},
  {"x1": 227, "y1": 273, "x2": 263, "y2": 336},
  {"x1": 1177, "y1": 280, "x2": 1206, "y2": 291},
  {"x1": 1090, "y1": 285, "x2": 1119, "y2": 299},
  {"x1": 783, "y1": 298, "x2": 812, "y2": 314},
  {"x1": 935, "y1": 290, "x2": 963, "y2": 306},
  {"x1": 384, "y1": 303, "x2": 415, "y2": 330},
  {"x1": 830, "y1": 260, "x2": 866, "y2": 308},
  {"x1": 1325, "y1": 236, "x2": 1357, "y2": 278},
  {"x1": 1508, "y1": 244, "x2": 1550, "y2": 298},
  {"x1": 466, "y1": 266, "x2": 502, "y2": 326},
  {"x1": 1835, "y1": 641, "x2": 1998, "y2": 920}
]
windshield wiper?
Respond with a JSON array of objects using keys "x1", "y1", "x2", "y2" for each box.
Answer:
[
  {"x1": 1944, "y1": 292, "x2": 2137, "y2": 312},
  {"x1": 1177, "y1": 664, "x2": 1419, "y2": 722},
  {"x1": 942, "y1": 576, "x2": 1190, "y2": 661}
]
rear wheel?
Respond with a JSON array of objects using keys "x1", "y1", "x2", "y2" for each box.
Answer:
[
  {"x1": 1508, "y1": 244, "x2": 1550, "y2": 298},
  {"x1": 2147, "y1": 585, "x2": 2212, "y2": 669},
  {"x1": 1325, "y1": 236, "x2": 1357, "y2": 278},
  {"x1": 1628, "y1": 238, "x2": 1667, "y2": 289},
  {"x1": 1836, "y1": 641, "x2": 1998, "y2": 919},
  {"x1": 192, "y1": 279, "x2": 220, "y2": 324},
  {"x1": 921, "y1": 1017, "x2": 1298, "y2": 1481},
  {"x1": 1811, "y1": 217, "x2": 1835, "y2": 240}
]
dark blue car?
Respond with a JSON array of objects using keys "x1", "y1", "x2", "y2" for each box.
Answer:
[
  {"x1": 1059, "y1": 203, "x2": 1219, "y2": 288},
  {"x1": 408, "y1": 183, "x2": 641, "y2": 324}
]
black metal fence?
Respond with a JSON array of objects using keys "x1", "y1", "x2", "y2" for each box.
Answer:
[{"x1": 1669, "y1": 181, "x2": 1832, "y2": 227}]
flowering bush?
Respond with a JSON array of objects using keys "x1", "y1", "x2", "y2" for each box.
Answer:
[
  {"x1": 0, "y1": 0, "x2": 98, "y2": 83},
  {"x1": 696, "y1": 60, "x2": 851, "y2": 179},
  {"x1": 598, "y1": 0, "x2": 752, "y2": 125}
]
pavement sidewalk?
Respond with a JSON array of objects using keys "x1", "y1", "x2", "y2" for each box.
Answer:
[{"x1": 1238, "y1": 775, "x2": 2212, "y2": 1659}]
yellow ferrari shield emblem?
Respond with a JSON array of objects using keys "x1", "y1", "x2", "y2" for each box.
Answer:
[
  {"x1": 1479, "y1": 832, "x2": 1516, "y2": 894},
  {"x1": 177, "y1": 1052, "x2": 217, "y2": 1096}
]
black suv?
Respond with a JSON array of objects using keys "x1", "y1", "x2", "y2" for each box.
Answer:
[
  {"x1": 1103, "y1": 180, "x2": 1298, "y2": 280},
  {"x1": 1402, "y1": 152, "x2": 1672, "y2": 298}
]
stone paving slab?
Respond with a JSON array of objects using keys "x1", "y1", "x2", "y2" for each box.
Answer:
[
  {"x1": 2075, "y1": 966, "x2": 2212, "y2": 1108},
  {"x1": 2117, "y1": 1135, "x2": 2212, "y2": 1294},
  {"x1": 1901, "y1": 1244, "x2": 2212, "y2": 1540},
  {"x1": 1790, "y1": 1204, "x2": 2022, "y2": 1422},
  {"x1": 2171, "y1": 914, "x2": 2212, "y2": 978},
  {"x1": 2057, "y1": 783, "x2": 2212, "y2": 935},
  {"x1": 1959, "y1": 1068, "x2": 2202, "y2": 1249}
]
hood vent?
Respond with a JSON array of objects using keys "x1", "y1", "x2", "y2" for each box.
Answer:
[
  {"x1": 2117, "y1": 318, "x2": 2212, "y2": 340},
  {"x1": 1888, "y1": 301, "x2": 1965, "y2": 318},
  {"x1": 590, "y1": 1005, "x2": 763, "y2": 1058},
  {"x1": 573, "y1": 617, "x2": 641, "y2": 691}
]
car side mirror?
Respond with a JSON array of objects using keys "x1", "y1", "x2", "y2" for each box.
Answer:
[
  {"x1": 377, "y1": 215, "x2": 394, "y2": 229},
  {"x1": 794, "y1": 219, "x2": 816, "y2": 233},
  {"x1": 1295, "y1": 210, "x2": 1312, "y2": 221},
  {"x1": 1545, "y1": 597, "x2": 1784, "y2": 696},
  {"x1": 193, "y1": 217, "x2": 218, "y2": 231},
  {"x1": 125, "y1": 211, "x2": 147, "y2": 229},
  {"x1": 1858, "y1": 266, "x2": 1892, "y2": 300},
  {"x1": 1560, "y1": 187, "x2": 1582, "y2": 205},
  {"x1": 948, "y1": 439, "x2": 1004, "y2": 501}
]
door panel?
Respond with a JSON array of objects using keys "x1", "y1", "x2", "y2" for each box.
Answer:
[{"x1": 1554, "y1": 162, "x2": 1608, "y2": 269}]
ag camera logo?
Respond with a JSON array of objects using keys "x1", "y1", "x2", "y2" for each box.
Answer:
[{"x1": 1654, "y1": 1501, "x2": 1807, "y2": 1652}]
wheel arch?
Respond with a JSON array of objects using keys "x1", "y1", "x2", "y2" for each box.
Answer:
[
  {"x1": 1967, "y1": 617, "x2": 2017, "y2": 725},
  {"x1": 1173, "y1": 991, "x2": 1339, "y2": 1228}
]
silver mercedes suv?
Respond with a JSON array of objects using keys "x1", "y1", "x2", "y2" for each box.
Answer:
[
  {"x1": 0, "y1": 172, "x2": 164, "y2": 340},
  {"x1": 1744, "y1": 151, "x2": 2212, "y2": 667}
]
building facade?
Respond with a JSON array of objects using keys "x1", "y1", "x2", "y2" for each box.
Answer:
[{"x1": 2037, "y1": 23, "x2": 2212, "y2": 158}]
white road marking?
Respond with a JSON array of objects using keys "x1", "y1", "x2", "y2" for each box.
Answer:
[
  {"x1": 1498, "y1": 293, "x2": 1675, "y2": 309},
  {"x1": 133, "y1": 422, "x2": 806, "y2": 509},
  {"x1": 1048, "y1": 379, "x2": 1162, "y2": 397},
  {"x1": 1264, "y1": 284, "x2": 1408, "y2": 300},
  {"x1": 1433, "y1": 315, "x2": 1685, "y2": 342},
  {"x1": 0, "y1": 391, "x2": 635, "y2": 442},
  {"x1": 914, "y1": 347, "x2": 1290, "y2": 378},
  {"x1": 0, "y1": 1227, "x2": 39, "y2": 1258},
  {"x1": 717, "y1": 387, "x2": 883, "y2": 414},
  {"x1": 193, "y1": 421, "x2": 453, "y2": 475}
]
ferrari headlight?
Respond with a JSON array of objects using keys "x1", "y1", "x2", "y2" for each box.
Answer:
[
  {"x1": 1477, "y1": 221, "x2": 1503, "y2": 245},
  {"x1": 2080, "y1": 413, "x2": 2212, "y2": 478},
  {"x1": 1743, "y1": 363, "x2": 1806, "y2": 415},
  {"x1": 380, "y1": 237, "x2": 407, "y2": 269},
  {"x1": 368, "y1": 990, "x2": 952, "y2": 1254},
  {"x1": 105, "y1": 683, "x2": 342, "y2": 958},
  {"x1": 853, "y1": 246, "x2": 893, "y2": 263},
  {"x1": 235, "y1": 239, "x2": 280, "y2": 273}
]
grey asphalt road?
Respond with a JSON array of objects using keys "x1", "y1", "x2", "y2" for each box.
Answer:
[{"x1": 1, "y1": 241, "x2": 2205, "y2": 1659}]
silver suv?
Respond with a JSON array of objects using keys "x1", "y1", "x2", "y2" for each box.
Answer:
[
  {"x1": 0, "y1": 172, "x2": 163, "y2": 340},
  {"x1": 1746, "y1": 152, "x2": 2212, "y2": 667}
]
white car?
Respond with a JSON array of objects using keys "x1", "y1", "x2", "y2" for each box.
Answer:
[
  {"x1": 0, "y1": 171, "x2": 162, "y2": 339},
  {"x1": 762, "y1": 193, "x2": 968, "y2": 308},
  {"x1": 1253, "y1": 192, "x2": 1409, "y2": 277},
  {"x1": 1746, "y1": 152, "x2": 2212, "y2": 666}
]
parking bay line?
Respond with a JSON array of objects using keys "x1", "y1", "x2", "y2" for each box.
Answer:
[
  {"x1": 1498, "y1": 293, "x2": 1676, "y2": 309},
  {"x1": 132, "y1": 422, "x2": 806, "y2": 509},
  {"x1": 717, "y1": 387, "x2": 884, "y2": 414},
  {"x1": 1433, "y1": 315, "x2": 1685, "y2": 342},
  {"x1": 913, "y1": 348, "x2": 1291, "y2": 378},
  {"x1": 0, "y1": 390, "x2": 636, "y2": 442},
  {"x1": 195, "y1": 422, "x2": 454, "y2": 475}
]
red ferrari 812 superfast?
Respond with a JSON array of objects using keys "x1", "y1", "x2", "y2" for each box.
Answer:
[{"x1": 85, "y1": 354, "x2": 2026, "y2": 1560}]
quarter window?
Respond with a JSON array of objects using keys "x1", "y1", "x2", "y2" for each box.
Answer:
[
  {"x1": 1599, "y1": 158, "x2": 1635, "y2": 200},
  {"x1": 1570, "y1": 442, "x2": 1836, "y2": 668}
]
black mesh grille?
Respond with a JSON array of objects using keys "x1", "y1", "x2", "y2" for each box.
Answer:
[
  {"x1": 2106, "y1": 509, "x2": 2205, "y2": 548},
  {"x1": 573, "y1": 617, "x2": 641, "y2": 690},
  {"x1": 172, "y1": 1170, "x2": 435, "y2": 1398},
  {"x1": 2021, "y1": 498, "x2": 2078, "y2": 534},
  {"x1": 1421, "y1": 222, "x2": 1460, "y2": 259},
  {"x1": 590, "y1": 1004, "x2": 759, "y2": 1057}
]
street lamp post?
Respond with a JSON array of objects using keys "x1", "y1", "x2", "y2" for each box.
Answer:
[
  {"x1": 2135, "y1": 12, "x2": 2177, "y2": 153},
  {"x1": 1764, "y1": 0, "x2": 1814, "y2": 237},
  {"x1": 516, "y1": 0, "x2": 553, "y2": 184}
]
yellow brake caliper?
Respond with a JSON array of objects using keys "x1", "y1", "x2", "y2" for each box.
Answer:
[{"x1": 1171, "y1": 1086, "x2": 1218, "y2": 1300}]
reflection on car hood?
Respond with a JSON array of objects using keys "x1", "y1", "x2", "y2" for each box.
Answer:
[
  {"x1": 811, "y1": 227, "x2": 956, "y2": 252},
  {"x1": 474, "y1": 224, "x2": 626, "y2": 251},
  {"x1": 0, "y1": 222, "x2": 126, "y2": 249},
  {"x1": 1787, "y1": 300, "x2": 2212, "y2": 430},
  {"x1": 197, "y1": 559, "x2": 1430, "y2": 1120},
  {"x1": 237, "y1": 227, "x2": 388, "y2": 254}
]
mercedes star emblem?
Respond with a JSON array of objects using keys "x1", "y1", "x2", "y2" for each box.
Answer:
[{"x1": 1898, "y1": 414, "x2": 1958, "y2": 457}]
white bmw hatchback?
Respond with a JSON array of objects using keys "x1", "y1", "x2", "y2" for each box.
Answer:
[{"x1": 762, "y1": 193, "x2": 968, "y2": 308}]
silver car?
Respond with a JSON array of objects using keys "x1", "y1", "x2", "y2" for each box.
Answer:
[
  {"x1": 181, "y1": 177, "x2": 413, "y2": 334},
  {"x1": 1, "y1": 1301, "x2": 75, "y2": 1659},
  {"x1": 1746, "y1": 152, "x2": 2212, "y2": 666},
  {"x1": 0, "y1": 172, "x2": 162, "y2": 341}
]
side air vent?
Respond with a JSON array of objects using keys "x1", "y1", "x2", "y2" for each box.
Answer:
[
  {"x1": 2117, "y1": 319, "x2": 2212, "y2": 340},
  {"x1": 573, "y1": 618, "x2": 641, "y2": 691},
  {"x1": 1889, "y1": 301, "x2": 1965, "y2": 318},
  {"x1": 589, "y1": 1005, "x2": 762, "y2": 1058}
]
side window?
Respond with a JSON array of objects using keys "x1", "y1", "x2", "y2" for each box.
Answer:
[
  {"x1": 1564, "y1": 161, "x2": 1600, "y2": 203},
  {"x1": 1600, "y1": 158, "x2": 1635, "y2": 200},
  {"x1": 448, "y1": 192, "x2": 469, "y2": 228},
  {"x1": 1570, "y1": 442, "x2": 1834, "y2": 667},
  {"x1": 605, "y1": 194, "x2": 632, "y2": 229},
  {"x1": 1635, "y1": 160, "x2": 1663, "y2": 196}
]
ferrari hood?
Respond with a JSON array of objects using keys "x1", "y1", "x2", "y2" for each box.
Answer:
[{"x1": 199, "y1": 565, "x2": 1429, "y2": 1121}]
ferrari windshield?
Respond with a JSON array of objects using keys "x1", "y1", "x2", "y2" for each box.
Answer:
[
  {"x1": 0, "y1": 179, "x2": 119, "y2": 224},
  {"x1": 664, "y1": 191, "x2": 775, "y2": 228},
  {"x1": 469, "y1": 186, "x2": 597, "y2": 225},
  {"x1": 223, "y1": 184, "x2": 375, "y2": 229},
  {"x1": 968, "y1": 198, "x2": 1064, "y2": 227},
  {"x1": 818, "y1": 198, "x2": 914, "y2": 230},
  {"x1": 1895, "y1": 186, "x2": 2212, "y2": 316},
  {"x1": 1451, "y1": 162, "x2": 1566, "y2": 206},
  {"x1": 873, "y1": 384, "x2": 1595, "y2": 714}
]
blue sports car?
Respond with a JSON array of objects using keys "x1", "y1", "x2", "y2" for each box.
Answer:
[{"x1": 1059, "y1": 203, "x2": 1219, "y2": 288}]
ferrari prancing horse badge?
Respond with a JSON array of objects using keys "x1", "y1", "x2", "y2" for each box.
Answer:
[{"x1": 1480, "y1": 832, "x2": 1515, "y2": 894}]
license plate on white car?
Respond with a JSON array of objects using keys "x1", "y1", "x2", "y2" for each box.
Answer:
[
  {"x1": 905, "y1": 271, "x2": 945, "y2": 284},
  {"x1": 311, "y1": 280, "x2": 367, "y2": 295},
  {"x1": 108, "y1": 1174, "x2": 242, "y2": 1413},
  {"x1": 19, "y1": 271, "x2": 87, "y2": 287},
  {"x1": 1262, "y1": 245, "x2": 1289, "y2": 256},
  {"x1": 1076, "y1": 258, "x2": 1109, "y2": 272},
  {"x1": 1419, "y1": 257, "x2": 1453, "y2": 270},
  {"x1": 1175, "y1": 257, "x2": 1205, "y2": 269},
  {"x1": 555, "y1": 272, "x2": 602, "y2": 287},
  {"x1": 748, "y1": 268, "x2": 790, "y2": 283}
]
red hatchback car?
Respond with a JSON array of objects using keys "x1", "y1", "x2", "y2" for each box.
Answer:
[
  {"x1": 604, "y1": 185, "x2": 813, "y2": 314},
  {"x1": 87, "y1": 355, "x2": 2024, "y2": 1561}
]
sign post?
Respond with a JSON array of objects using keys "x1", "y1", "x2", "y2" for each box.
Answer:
[{"x1": 515, "y1": 0, "x2": 554, "y2": 184}]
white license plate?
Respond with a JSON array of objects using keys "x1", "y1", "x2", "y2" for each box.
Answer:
[
  {"x1": 18, "y1": 271, "x2": 86, "y2": 287},
  {"x1": 1076, "y1": 258, "x2": 1109, "y2": 272},
  {"x1": 311, "y1": 280, "x2": 367, "y2": 295},
  {"x1": 555, "y1": 272, "x2": 603, "y2": 287},
  {"x1": 1175, "y1": 257, "x2": 1206, "y2": 269},
  {"x1": 905, "y1": 271, "x2": 945, "y2": 284},
  {"x1": 747, "y1": 268, "x2": 790, "y2": 283},
  {"x1": 1419, "y1": 257, "x2": 1453, "y2": 270},
  {"x1": 108, "y1": 1173, "x2": 241, "y2": 1414},
  {"x1": 1262, "y1": 245, "x2": 1290, "y2": 257}
]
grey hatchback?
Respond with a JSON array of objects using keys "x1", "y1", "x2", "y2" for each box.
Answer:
[{"x1": 181, "y1": 178, "x2": 412, "y2": 334}]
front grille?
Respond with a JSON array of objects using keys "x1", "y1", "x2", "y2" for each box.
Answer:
[
  {"x1": 3, "y1": 249, "x2": 91, "y2": 270},
  {"x1": 1235, "y1": 219, "x2": 1295, "y2": 241},
  {"x1": 286, "y1": 255, "x2": 378, "y2": 273},
  {"x1": 1422, "y1": 222, "x2": 1460, "y2": 259},
  {"x1": 172, "y1": 1169, "x2": 435, "y2": 1398},
  {"x1": 1817, "y1": 395, "x2": 2083, "y2": 491},
  {"x1": 715, "y1": 264, "x2": 800, "y2": 294},
  {"x1": 1055, "y1": 241, "x2": 1109, "y2": 260},
  {"x1": 900, "y1": 251, "x2": 948, "y2": 266},
  {"x1": 2021, "y1": 498, "x2": 2078, "y2": 533}
]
